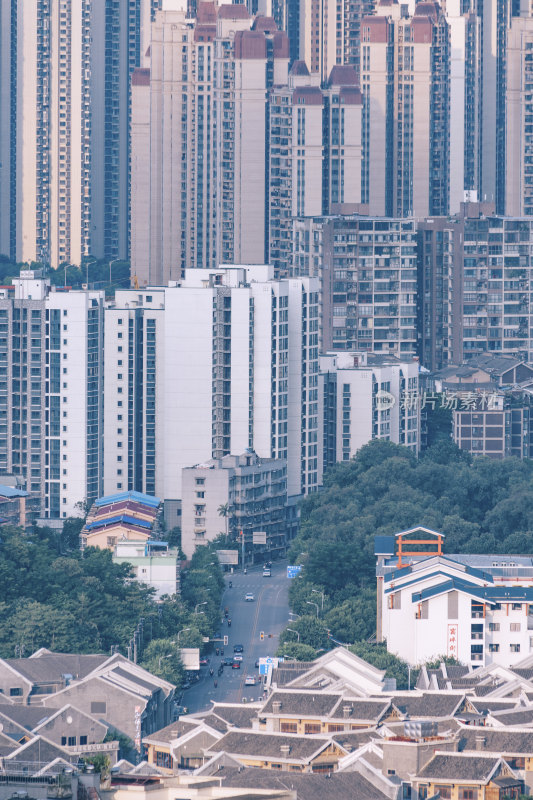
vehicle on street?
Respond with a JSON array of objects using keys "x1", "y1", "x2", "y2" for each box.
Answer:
[
  {"x1": 200, "y1": 657, "x2": 209, "y2": 666},
  {"x1": 224, "y1": 656, "x2": 234, "y2": 666},
  {"x1": 214, "y1": 632, "x2": 222, "y2": 640},
  {"x1": 233, "y1": 653, "x2": 243, "y2": 661},
  {"x1": 245, "y1": 675, "x2": 256, "y2": 686},
  {"x1": 255, "y1": 659, "x2": 260, "y2": 668},
  {"x1": 234, "y1": 644, "x2": 244, "y2": 652},
  {"x1": 232, "y1": 660, "x2": 241, "y2": 669},
  {"x1": 182, "y1": 681, "x2": 191, "y2": 690},
  {"x1": 245, "y1": 592, "x2": 255, "y2": 601},
  {"x1": 262, "y1": 569, "x2": 271, "y2": 577}
]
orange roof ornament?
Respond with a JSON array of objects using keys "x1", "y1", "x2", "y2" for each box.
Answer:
[{"x1": 395, "y1": 526, "x2": 445, "y2": 568}]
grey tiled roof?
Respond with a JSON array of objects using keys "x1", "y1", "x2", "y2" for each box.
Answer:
[
  {"x1": 458, "y1": 728, "x2": 533, "y2": 755},
  {"x1": 142, "y1": 719, "x2": 198, "y2": 744},
  {"x1": 417, "y1": 753, "x2": 501, "y2": 782},
  {"x1": 331, "y1": 728, "x2": 378, "y2": 752},
  {"x1": 262, "y1": 692, "x2": 341, "y2": 717},
  {"x1": 199, "y1": 714, "x2": 229, "y2": 733},
  {"x1": 468, "y1": 700, "x2": 519, "y2": 714},
  {"x1": 209, "y1": 704, "x2": 260, "y2": 728},
  {"x1": 390, "y1": 693, "x2": 463, "y2": 718},
  {"x1": 0, "y1": 703, "x2": 56, "y2": 731},
  {"x1": 332, "y1": 699, "x2": 390, "y2": 721},
  {"x1": 219, "y1": 766, "x2": 391, "y2": 799},
  {"x1": 208, "y1": 731, "x2": 330, "y2": 761},
  {"x1": 490, "y1": 709, "x2": 533, "y2": 727},
  {"x1": 3, "y1": 654, "x2": 108, "y2": 683}
]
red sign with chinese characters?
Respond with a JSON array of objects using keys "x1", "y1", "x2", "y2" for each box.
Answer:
[{"x1": 447, "y1": 624, "x2": 458, "y2": 658}]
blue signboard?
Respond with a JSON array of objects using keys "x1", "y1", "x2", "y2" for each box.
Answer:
[{"x1": 287, "y1": 565, "x2": 302, "y2": 579}]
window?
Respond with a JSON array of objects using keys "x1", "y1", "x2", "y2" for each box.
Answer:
[
  {"x1": 9, "y1": 688, "x2": 22, "y2": 697},
  {"x1": 61, "y1": 737, "x2": 67, "y2": 746},
  {"x1": 458, "y1": 789, "x2": 477, "y2": 800},
  {"x1": 90, "y1": 702, "x2": 106, "y2": 714},
  {"x1": 304, "y1": 723, "x2": 321, "y2": 734},
  {"x1": 80, "y1": 736, "x2": 87, "y2": 745},
  {"x1": 510, "y1": 643, "x2": 521, "y2": 652},
  {"x1": 195, "y1": 478, "x2": 205, "y2": 485},
  {"x1": 488, "y1": 643, "x2": 500, "y2": 652},
  {"x1": 280, "y1": 722, "x2": 297, "y2": 733},
  {"x1": 434, "y1": 788, "x2": 451, "y2": 800},
  {"x1": 488, "y1": 622, "x2": 500, "y2": 632},
  {"x1": 512, "y1": 603, "x2": 522, "y2": 610},
  {"x1": 510, "y1": 622, "x2": 521, "y2": 632},
  {"x1": 68, "y1": 736, "x2": 76, "y2": 746}
]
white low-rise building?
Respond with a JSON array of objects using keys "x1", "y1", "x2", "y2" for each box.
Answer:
[
  {"x1": 377, "y1": 527, "x2": 533, "y2": 669},
  {"x1": 112, "y1": 540, "x2": 180, "y2": 600}
]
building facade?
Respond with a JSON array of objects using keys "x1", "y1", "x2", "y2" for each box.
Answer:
[
  {"x1": 104, "y1": 267, "x2": 320, "y2": 504},
  {"x1": 181, "y1": 451, "x2": 288, "y2": 558},
  {"x1": 319, "y1": 351, "x2": 420, "y2": 474},
  {"x1": 0, "y1": 272, "x2": 104, "y2": 519},
  {"x1": 292, "y1": 215, "x2": 418, "y2": 359}
]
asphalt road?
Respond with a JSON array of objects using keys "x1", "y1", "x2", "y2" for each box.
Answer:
[{"x1": 182, "y1": 560, "x2": 289, "y2": 713}]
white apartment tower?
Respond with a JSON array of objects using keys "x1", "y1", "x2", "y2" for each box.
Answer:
[
  {"x1": 504, "y1": 15, "x2": 533, "y2": 216},
  {"x1": 104, "y1": 267, "x2": 320, "y2": 503},
  {"x1": 0, "y1": 273, "x2": 105, "y2": 519},
  {"x1": 319, "y1": 351, "x2": 420, "y2": 473}
]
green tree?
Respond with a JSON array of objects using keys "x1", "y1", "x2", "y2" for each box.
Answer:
[
  {"x1": 275, "y1": 642, "x2": 318, "y2": 661},
  {"x1": 140, "y1": 638, "x2": 185, "y2": 687},
  {"x1": 278, "y1": 615, "x2": 329, "y2": 650}
]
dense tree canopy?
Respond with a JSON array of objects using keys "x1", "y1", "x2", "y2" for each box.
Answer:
[
  {"x1": 283, "y1": 440, "x2": 533, "y2": 664},
  {"x1": 0, "y1": 525, "x2": 224, "y2": 686}
]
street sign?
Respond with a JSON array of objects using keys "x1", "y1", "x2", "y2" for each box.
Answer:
[
  {"x1": 253, "y1": 531, "x2": 267, "y2": 545},
  {"x1": 287, "y1": 565, "x2": 303, "y2": 579}
]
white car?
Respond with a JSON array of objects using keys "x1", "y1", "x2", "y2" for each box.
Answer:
[
  {"x1": 233, "y1": 653, "x2": 243, "y2": 662},
  {"x1": 245, "y1": 592, "x2": 254, "y2": 601},
  {"x1": 245, "y1": 675, "x2": 256, "y2": 686}
]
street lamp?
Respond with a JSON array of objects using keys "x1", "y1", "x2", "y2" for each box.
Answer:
[
  {"x1": 306, "y1": 601, "x2": 319, "y2": 618},
  {"x1": 82, "y1": 257, "x2": 97, "y2": 288},
  {"x1": 177, "y1": 627, "x2": 191, "y2": 644},
  {"x1": 286, "y1": 628, "x2": 300, "y2": 642},
  {"x1": 195, "y1": 602, "x2": 207, "y2": 614},
  {"x1": 311, "y1": 589, "x2": 324, "y2": 612},
  {"x1": 108, "y1": 257, "x2": 121, "y2": 285},
  {"x1": 158, "y1": 653, "x2": 173, "y2": 670}
]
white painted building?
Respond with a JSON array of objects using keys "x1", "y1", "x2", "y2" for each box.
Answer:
[
  {"x1": 113, "y1": 541, "x2": 180, "y2": 600},
  {"x1": 377, "y1": 528, "x2": 533, "y2": 669},
  {"x1": 319, "y1": 351, "x2": 420, "y2": 471},
  {"x1": 103, "y1": 266, "x2": 320, "y2": 504},
  {"x1": 0, "y1": 272, "x2": 105, "y2": 519}
]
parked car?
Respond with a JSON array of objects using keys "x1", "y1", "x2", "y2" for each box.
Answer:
[
  {"x1": 232, "y1": 660, "x2": 241, "y2": 669},
  {"x1": 233, "y1": 644, "x2": 244, "y2": 653},
  {"x1": 245, "y1": 592, "x2": 255, "y2": 601},
  {"x1": 245, "y1": 675, "x2": 256, "y2": 686}
]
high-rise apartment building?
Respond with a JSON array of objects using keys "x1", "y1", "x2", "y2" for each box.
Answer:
[
  {"x1": 360, "y1": 2, "x2": 450, "y2": 217},
  {"x1": 0, "y1": 272, "x2": 105, "y2": 519},
  {"x1": 292, "y1": 215, "x2": 418, "y2": 359},
  {"x1": 419, "y1": 205, "x2": 533, "y2": 370},
  {"x1": 319, "y1": 351, "x2": 420, "y2": 473},
  {"x1": 104, "y1": 266, "x2": 320, "y2": 503},
  {"x1": 268, "y1": 63, "x2": 363, "y2": 276},
  {"x1": 504, "y1": 15, "x2": 533, "y2": 217},
  {"x1": 0, "y1": 0, "x2": 149, "y2": 268}
]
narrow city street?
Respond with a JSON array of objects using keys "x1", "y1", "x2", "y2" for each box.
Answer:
[{"x1": 182, "y1": 560, "x2": 290, "y2": 712}]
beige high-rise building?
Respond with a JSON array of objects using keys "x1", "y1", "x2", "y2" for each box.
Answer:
[
  {"x1": 504, "y1": 15, "x2": 533, "y2": 217},
  {"x1": 131, "y1": 3, "x2": 217, "y2": 285},
  {"x1": 360, "y1": 1, "x2": 450, "y2": 217}
]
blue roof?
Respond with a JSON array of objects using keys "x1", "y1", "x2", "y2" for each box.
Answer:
[
  {"x1": 384, "y1": 555, "x2": 493, "y2": 585},
  {"x1": 412, "y1": 577, "x2": 533, "y2": 604},
  {"x1": 384, "y1": 570, "x2": 492, "y2": 595},
  {"x1": 86, "y1": 514, "x2": 153, "y2": 532},
  {"x1": 0, "y1": 485, "x2": 28, "y2": 498},
  {"x1": 94, "y1": 490, "x2": 160, "y2": 509},
  {"x1": 374, "y1": 536, "x2": 395, "y2": 556}
]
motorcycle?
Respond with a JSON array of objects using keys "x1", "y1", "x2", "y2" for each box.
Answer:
[
  {"x1": 229, "y1": 581, "x2": 232, "y2": 588},
  {"x1": 214, "y1": 680, "x2": 218, "y2": 688},
  {"x1": 228, "y1": 619, "x2": 231, "y2": 627},
  {"x1": 216, "y1": 648, "x2": 220, "y2": 656},
  {"x1": 209, "y1": 668, "x2": 214, "y2": 677},
  {"x1": 244, "y1": 568, "x2": 247, "y2": 574}
]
